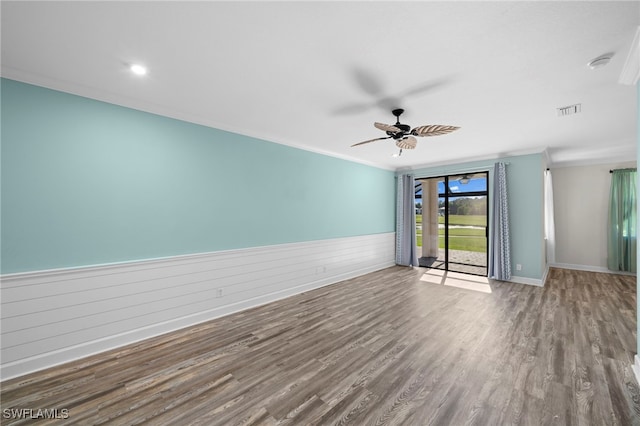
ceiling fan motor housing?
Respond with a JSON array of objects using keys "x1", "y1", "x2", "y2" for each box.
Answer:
[
  {"x1": 389, "y1": 108, "x2": 411, "y2": 137},
  {"x1": 391, "y1": 123, "x2": 411, "y2": 134}
]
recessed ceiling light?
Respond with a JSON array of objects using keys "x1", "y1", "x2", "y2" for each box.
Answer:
[
  {"x1": 587, "y1": 54, "x2": 613, "y2": 70},
  {"x1": 130, "y1": 64, "x2": 147, "y2": 76}
]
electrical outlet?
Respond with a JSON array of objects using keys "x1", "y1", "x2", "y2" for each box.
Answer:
[
  {"x1": 516, "y1": 264, "x2": 522, "y2": 271},
  {"x1": 216, "y1": 288, "x2": 223, "y2": 298}
]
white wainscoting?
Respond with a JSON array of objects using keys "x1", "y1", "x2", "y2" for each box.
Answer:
[{"x1": 1, "y1": 233, "x2": 396, "y2": 380}]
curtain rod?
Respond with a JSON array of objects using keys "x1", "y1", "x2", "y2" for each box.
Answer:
[
  {"x1": 609, "y1": 168, "x2": 637, "y2": 173},
  {"x1": 547, "y1": 167, "x2": 626, "y2": 173},
  {"x1": 413, "y1": 162, "x2": 510, "y2": 179},
  {"x1": 548, "y1": 168, "x2": 632, "y2": 173},
  {"x1": 415, "y1": 169, "x2": 488, "y2": 180}
]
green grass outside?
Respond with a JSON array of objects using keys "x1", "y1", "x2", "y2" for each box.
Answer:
[
  {"x1": 416, "y1": 231, "x2": 486, "y2": 252},
  {"x1": 416, "y1": 214, "x2": 487, "y2": 252},
  {"x1": 417, "y1": 228, "x2": 485, "y2": 237},
  {"x1": 441, "y1": 228, "x2": 485, "y2": 237},
  {"x1": 440, "y1": 215, "x2": 486, "y2": 226},
  {"x1": 416, "y1": 214, "x2": 485, "y2": 226},
  {"x1": 416, "y1": 235, "x2": 486, "y2": 252}
]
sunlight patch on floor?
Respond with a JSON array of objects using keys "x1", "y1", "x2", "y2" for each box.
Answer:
[{"x1": 419, "y1": 269, "x2": 492, "y2": 293}]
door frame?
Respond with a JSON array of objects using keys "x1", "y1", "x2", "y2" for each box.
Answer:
[{"x1": 415, "y1": 172, "x2": 489, "y2": 276}]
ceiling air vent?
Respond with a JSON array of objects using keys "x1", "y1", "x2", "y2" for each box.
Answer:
[{"x1": 557, "y1": 103, "x2": 581, "y2": 117}]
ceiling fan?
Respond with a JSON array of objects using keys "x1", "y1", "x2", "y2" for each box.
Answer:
[{"x1": 351, "y1": 109, "x2": 460, "y2": 156}]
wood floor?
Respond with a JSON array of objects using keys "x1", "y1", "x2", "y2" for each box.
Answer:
[{"x1": 2, "y1": 267, "x2": 639, "y2": 425}]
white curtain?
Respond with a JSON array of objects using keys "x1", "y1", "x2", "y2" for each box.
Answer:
[
  {"x1": 396, "y1": 174, "x2": 418, "y2": 267},
  {"x1": 544, "y1": 169, "x2": 556, "y2": 264},
  {"x1": 489, "y1": 162, "x2": 511, "y2": 280}
]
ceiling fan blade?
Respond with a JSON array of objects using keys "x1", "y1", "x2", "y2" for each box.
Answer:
[
  {"x1": 331, "y1": 102, "x2": 374, "y2": 115},
  {"x1": 374, "y1": 122, "x2": 401, "y2": 133},
  {"x1": 400, "y1": 77, "x2": 452, "y2": 98},
  {"x1": 412, "y1": 125, "x2": 460, "y2": 137},
  {"x1": 353, "y1": 67, "x2": 384, "y2": 96},
  {"x1": 396, "y1": 136, "x2": 417, "y2": 150},
  {"x1": 351, "y1": 136, "x2": 391, "y2": 147}
]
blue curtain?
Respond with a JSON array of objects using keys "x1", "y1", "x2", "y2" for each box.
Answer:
[
  {"x1": 489, "y1": 162, "x2": 511, "y2": 280},
  {"x1": 396, "y1": 174, "x2": 418, "y2": 267},
  {"x1": 608, "y1": 168, "x2": 637, "y2": 273}
]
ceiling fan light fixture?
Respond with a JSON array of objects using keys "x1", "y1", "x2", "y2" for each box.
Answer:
[{"x1": 459, "y1": 175, "x2": 471, "y2": 184}]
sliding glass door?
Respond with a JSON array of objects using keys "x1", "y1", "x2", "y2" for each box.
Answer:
[{"x1": 416, "y1": 173, "x2": 488, "y2": 276}]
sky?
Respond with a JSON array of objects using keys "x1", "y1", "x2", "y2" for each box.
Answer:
[
  {"x1": 416, "y1": 176, "x2": 487, "y2": 197},
  {"x1": 443, "y1": 177, "x2": 487, "y2": 193}
]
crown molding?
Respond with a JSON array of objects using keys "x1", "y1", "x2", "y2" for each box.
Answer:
[{"x1": 619, "y1": 26, "x2": 640, "y2": 85}]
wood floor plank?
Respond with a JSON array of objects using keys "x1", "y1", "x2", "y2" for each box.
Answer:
[{"x1": 1, "y1": 266, "x2": 639, "y2": 425}]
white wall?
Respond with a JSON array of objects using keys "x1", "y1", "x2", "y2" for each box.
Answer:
[{"x1": 552, "y1": 161, "x2": 636, "y2": 271}]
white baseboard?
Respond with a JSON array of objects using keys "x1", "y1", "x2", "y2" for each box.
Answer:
[
  {"x1": 551, "y1": 262, "x2": 637, "y2": 276},
  {"x1": 541, "y1": 265, "x2": 549, "y2": 286},
  {"x1": 1, "y1": 233, "x2": 395, "y2": 381},
  {"x1": 509, "y1": 275, "x2": 544, "y2": 287},
  {"x1": 633, "y1": 355, "x2": 640, "y2": 385}
]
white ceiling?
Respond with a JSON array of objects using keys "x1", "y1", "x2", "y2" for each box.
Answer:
[{"x1": 2, "y1": 1, "x2": 639, "y2": 170}]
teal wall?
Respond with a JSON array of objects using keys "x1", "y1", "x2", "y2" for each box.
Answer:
[
  {"x1": 409, "y1": 153, "x2": 545, "y2": 280},
  {"x1": 1, "y1": 79, "x2": 396, "y2": 274}
]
